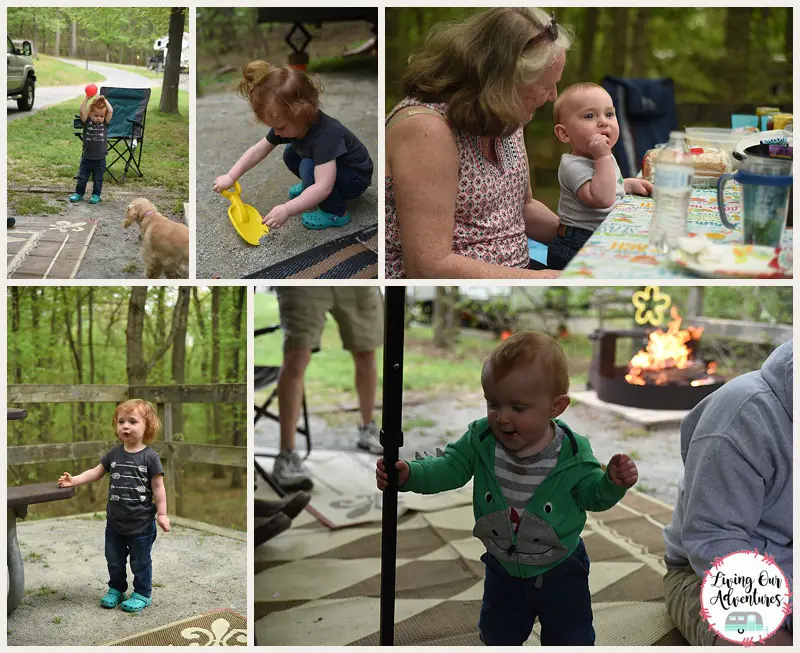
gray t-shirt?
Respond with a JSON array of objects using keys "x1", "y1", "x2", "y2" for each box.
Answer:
[
  {"x1": 267, "y1": 111, "x2": 373, "y2": 184},
  {"x1": 100, "y1": 445, "x2": 164, "y2": 535},
  {"x1": 557, "y1": 153, "x2": 625, "y2": 231},
  {"x1": 81, "y1": 119, "x2": 108, "y2": 160}
]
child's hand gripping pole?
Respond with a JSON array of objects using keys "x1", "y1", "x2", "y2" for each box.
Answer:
[{"x1": 379, "y1": 287, "x2": 407, "y2": 646}]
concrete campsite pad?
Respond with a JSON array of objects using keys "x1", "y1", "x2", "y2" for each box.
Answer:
[
  {"x1": 7, "y1": 193, "x2": 187, "y2": 279},
  {"x1": 196, "y1": 70, "x2": 378, "y2": 279},
  {"x1": 7, "y1": 513, "x2": 246, "y2": 646}
]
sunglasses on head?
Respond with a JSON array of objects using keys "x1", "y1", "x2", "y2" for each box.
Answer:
[{"x1": 527, "y1": 14, "x2": 559, "y2": 48}]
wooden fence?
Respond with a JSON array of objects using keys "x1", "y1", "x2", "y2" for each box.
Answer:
[{"x1": 7, "y1": 384, "x2": 247, "y2": 517}]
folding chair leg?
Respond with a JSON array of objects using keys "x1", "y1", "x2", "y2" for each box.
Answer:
[{"x1": 255, "y1": 459, "x2": 286, "y2": 498}]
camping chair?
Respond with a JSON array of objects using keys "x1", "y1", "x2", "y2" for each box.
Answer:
[
  {"x1": 73, "y1": 87, "x2": 151, "y2": 183},
  {"x1": 253, "y1": 325, "x2": 313, "y2": 459},
  {"x1": 601, "y1": 76, "x2": 678, "y2": 178}
]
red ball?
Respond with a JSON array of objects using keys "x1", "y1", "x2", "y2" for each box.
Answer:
[{"x1": 85, "y1": 84, "x2": 98, "y2": 97}]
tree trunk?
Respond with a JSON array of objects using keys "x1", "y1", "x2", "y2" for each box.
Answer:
[
  {"x1": 725, "y1": 8, "x2": 752, "y2": 102},
  {"x1": 579, "y1": 9, "x2": 598, "y2": 81},
  {"x1": 70, "y1": 20, "x2": 77, "y2": 58},
  {"x1": 227, "y1": 287, "x2": 246, "y2": 488},
  {"x1": 160, "y1": 7, "x2": 185, "y2": 114},
  {"x1": 126, "y1": 287, "x2": 149, "y2": 385},
  {"x1": 54, "y1": 12, "x2": 61, "y2": 57},
  {"x1": 211, "y1": 288, "x2": 225, "y2": 478},
  {"x1": 88, "y1": 287, "x2": 96, "y2": 431},
  {"x1": 610, "y1": 9, "x2": 629, "y2": 78},
  {"x1": 433, "y1": 287, "x2": 458, "y2": 350},
  {"x1": 629, "y1": 9, "x2": 649, "y2": 78},
  {"x1": 170, "y1": 288, "x2": 190, "y2": 437}
]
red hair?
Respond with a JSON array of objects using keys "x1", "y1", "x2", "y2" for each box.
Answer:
[
  {"x1": 112, "y1": 399, "x2": 161, "y2": 444},
  {"x1": 237, "y1": 60, "x2": 321, "y2": 127}
]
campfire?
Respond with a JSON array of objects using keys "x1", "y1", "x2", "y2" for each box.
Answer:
[{"x1": 625, "y1": 307, "x2": 718, "y2": 387}]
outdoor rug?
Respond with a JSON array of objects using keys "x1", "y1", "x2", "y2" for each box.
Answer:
[
  {"x1": 108, "y1": 608, "x2": 247, "y2": 646},
  {"x1": 255, "y1": 451, "x2": 473, "y2": 529},
  {"x1": 255, "y1": 482, "x2": 688, "y2": 646},
  {"x1": 7, "y1": 215, "x2": 98, "y2": 279},
  {"x1": 245, "y1": 225, "x2": 377, "y2": 279}
]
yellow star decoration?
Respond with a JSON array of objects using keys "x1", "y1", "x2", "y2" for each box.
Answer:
[{"x1": 632, "y1": 285, "x2": 672, "y2": 327}]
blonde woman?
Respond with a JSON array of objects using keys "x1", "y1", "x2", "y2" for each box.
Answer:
[{"x1": 385, "y1": 8, "x2": 572, "y2": 279}]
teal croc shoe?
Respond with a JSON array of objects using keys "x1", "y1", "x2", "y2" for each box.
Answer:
[
  {"x1": 69, "y1": 193, "x2": 83, "y2": 203},
  {"x1": 100, "y1": 588, "x2": 126, "y2": 609},
  {"x1": 288, "y1": 182, "x2": 305, "y2": 200},
  {"x1": 89, "y1": 195, "x2": 102, "y2": 204},
  {"x1": 302, "y1": 209, "x2": 350, "y2": 230},
  {"x1": 120, "y1": 592, "x2": 152, "y2": 613}
]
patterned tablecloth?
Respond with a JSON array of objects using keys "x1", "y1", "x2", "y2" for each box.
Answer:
[{"x1": 561, "y1": 184, "x2": 793, "y2": 278}]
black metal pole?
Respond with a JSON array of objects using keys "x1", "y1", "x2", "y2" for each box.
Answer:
[{"x1": 379, "y1": 287, "x2": 406, "y2": 646}]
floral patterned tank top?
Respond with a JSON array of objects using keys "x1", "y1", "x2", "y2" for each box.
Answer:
[{"x1": 385, "y1": 98, "x2": 530, "y2": 278}]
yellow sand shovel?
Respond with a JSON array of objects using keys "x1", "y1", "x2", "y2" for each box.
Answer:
[{"x1": 221, "y1": 181, "x2": 269, "y2": 245}]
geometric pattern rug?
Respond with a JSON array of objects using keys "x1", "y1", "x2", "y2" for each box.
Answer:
[
  {"x1": 107, "y1": 608, "x2": 247, "y2": 646},
  {"x1": 255, "y1": 483, "x2": 689, "y2": 646},
  {"x1": 255, "y1": 451, "x2": 473, "y2": 529}
]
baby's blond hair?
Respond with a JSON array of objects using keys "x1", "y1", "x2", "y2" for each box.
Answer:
[
  {"x1": 483, "y1": 331, "x2": 569, "y2": 397},
  {"x1": 552, "y1": 82, "x2": 607, "y2": 125}
]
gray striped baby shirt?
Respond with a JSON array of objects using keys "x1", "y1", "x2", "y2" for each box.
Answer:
[{"x1": 494, "y1": 425, "x2": 565, "y2": 512}]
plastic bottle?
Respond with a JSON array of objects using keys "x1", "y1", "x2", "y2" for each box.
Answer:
[{"x1": 649, "y1": 131, "x2": 694, "y2": 252}]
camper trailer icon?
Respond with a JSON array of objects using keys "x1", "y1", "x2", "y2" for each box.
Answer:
[{"x1": 724, "y1": 611, "x2": 764, "y2": 634}]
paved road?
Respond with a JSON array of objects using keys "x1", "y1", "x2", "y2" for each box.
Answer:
[{"x1": 8, "y1": 58, "x2": 188, "y2": 120}]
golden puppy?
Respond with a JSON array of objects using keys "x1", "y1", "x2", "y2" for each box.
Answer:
[{"x1": 123, "y1": 198, "x2": 189, "y2": 279}]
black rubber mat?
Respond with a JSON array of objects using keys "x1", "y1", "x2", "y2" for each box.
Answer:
[{"x1": 245, "y1": 225, "x2": 378, "y2": 279}]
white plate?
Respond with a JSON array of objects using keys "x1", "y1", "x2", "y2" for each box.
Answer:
[{"x1": 670, "y1": 239, "x2": 792, "y2": 278}]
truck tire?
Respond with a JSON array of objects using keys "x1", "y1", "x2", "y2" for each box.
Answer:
[{"x1": 17, "y1": 77, "x2": 34, "y2": 111}]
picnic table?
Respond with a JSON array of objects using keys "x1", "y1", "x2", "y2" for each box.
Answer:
[
  {"x1": 561, "y1": 184, "x2": 793, "y2": 278},
  {"x1": 7, "y1": 408, "x2": 75, "y2": 614}
]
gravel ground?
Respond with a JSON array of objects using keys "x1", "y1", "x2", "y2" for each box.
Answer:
[
  {"x1": 254, "y1": 392, "x2": 684, "y2": 508},
  {"x1": 7, "y1": 515, "x2": 246, "y2": 646},
  {"x1": 195, "y1": 70, "x2": 378, "y2": 278}
]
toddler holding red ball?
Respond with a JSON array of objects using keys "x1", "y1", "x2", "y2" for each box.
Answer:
[{"x1": 70, "y1": 86, "x2": 113, "y2": 205}]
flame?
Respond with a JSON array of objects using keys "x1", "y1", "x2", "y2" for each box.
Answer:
[{"x1": 625, "y1": 307, "x2": 715, "y2": 386}]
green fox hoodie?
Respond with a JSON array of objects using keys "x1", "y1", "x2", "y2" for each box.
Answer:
[{"x1": 401, "y1": 417, "x2": 627, "y2": 578}]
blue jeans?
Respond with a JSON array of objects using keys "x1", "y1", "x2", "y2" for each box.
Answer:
[
  {"x1": 75, "y1": 156, "x2": 106, "y2": 197},
  {"x1": 479, "y1": 538, "x2": 595, "y2": 646},
  {"x1": 548, "y1": 225, "x2": 594, "y2": 270},
  {"x1": 283, "y1": 144, "x2": 369, "y2": 216},
  {"x1": 105, "y1": 520, "x2": 157, "y2": 597}
]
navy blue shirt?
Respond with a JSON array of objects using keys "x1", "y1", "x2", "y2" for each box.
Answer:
[
  {"x1": 101, "y1": 445, "x2": 163, "y2": 535},
  {"x1": 267, "y1": 111, "x2": 373, "y2": 184}
]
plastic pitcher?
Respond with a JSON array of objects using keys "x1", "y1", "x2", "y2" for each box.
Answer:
[{"x1": 718, "y1": 144, "x2": 792, "y2": 247}]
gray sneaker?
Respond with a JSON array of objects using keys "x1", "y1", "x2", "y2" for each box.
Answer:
[
  {"x1": 272, "y1": 452, "x2": 313, "y2": 491},
  {"x1": 357, "y1": 421, "x2": 383, "y2": 455}
]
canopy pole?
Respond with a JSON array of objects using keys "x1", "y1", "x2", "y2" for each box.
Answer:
[{"x1": 379, "y1": 287, "x2": 406, "y2": 646}]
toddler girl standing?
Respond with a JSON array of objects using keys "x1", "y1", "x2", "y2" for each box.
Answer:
[{"x1": 58, "y1": 399, "x2": 170, "y2": 612}]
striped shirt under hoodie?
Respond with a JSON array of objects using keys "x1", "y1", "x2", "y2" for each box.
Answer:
[{"x1": 494, "y1": 424, "x2": 565, "y2": 533}]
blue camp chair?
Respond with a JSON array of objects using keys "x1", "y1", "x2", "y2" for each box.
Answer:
[
  {"x1": 73, "y1": 87, "x2": 151, "y2": 183},
  {"x1": 601, "y1": 76, "x2": 678, "y2": 178}
]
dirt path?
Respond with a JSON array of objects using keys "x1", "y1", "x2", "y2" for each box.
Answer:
[
  {"x1": 254, "y1": 392, "x2": 684, "y2": 508},
  {"x1": 7, "y1": 189, "x2": 186, "y2": 279},
  {"x1": 195, "y1": 70, "x2": 378, "y2": 278}
]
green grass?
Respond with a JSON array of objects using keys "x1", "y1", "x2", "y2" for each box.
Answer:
[
  {"x1": 53, "y1": 616, "x2": 63, "y2": 624},
  {"x1": 7, "y1": 88, "x2": 189, "y2": 202},
  {"x1": 33, "y1": 54, "x2": 105, "y2": 87},
  {"x1": 8, "y1": 195, "x2": 63, "y2": 216},
  {"x1": 254, "y1": 292, "x2": 596, "y2": 407},
  {"x1": 308, "y1": 54, "x2": 377, "y2": 74},
  {"x1": 102, "y1": 62, "x2": 164, "y2": 80}
]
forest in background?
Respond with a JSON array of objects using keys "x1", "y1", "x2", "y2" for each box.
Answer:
[
  {"x1": 8, "y1": 7, "x2": 182, "y2": 68},
  {"x1": 386, "y1": 7, "x2": 793, "y2": 210},
  {"x1": 7, "y1": 286, "x2": 246, "y2": 531}
]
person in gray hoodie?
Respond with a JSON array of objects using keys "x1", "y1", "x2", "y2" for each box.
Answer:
[{"x1": 662, "y1": 339, "x2": 792, "y2": 646}]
